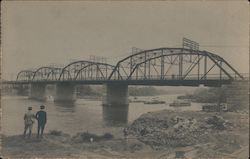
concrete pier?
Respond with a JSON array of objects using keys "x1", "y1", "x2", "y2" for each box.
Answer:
[
  {"x1": 102, "y1": 83, "x2": 129, "y2": 106},
  {"x1": 15, "y1": 84, "x2": 29, "y2": 96},
  {"x1": 29, "y1": 83, "x2": 47, "y2": 100},
  {"x1": 102, "y1": 83, "x2": 129, "y2": 124},
  {"x1": 54, "y1": 83, "x2": 76, "y2": 102}
]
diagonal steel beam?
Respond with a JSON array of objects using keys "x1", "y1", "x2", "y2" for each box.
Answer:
[
  {"x1": 182, "y1": 55, "x2": 203, "y2": 79},
  {"x1": 206, "y1": 54, "x2": 233, "y2": 80}
]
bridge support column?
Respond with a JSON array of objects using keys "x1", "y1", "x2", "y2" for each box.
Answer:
[
  {"x1": 29, "y1": 83, "x2": 47, "y2": 101},
  {"x1": 102, "y1": 83, "x2": 129, "y2": 124},
  {"x1": 54, "y1": 83, "x2": 76, "y2": 102},
  {"x1": 102, "y1": 83, "x2": 129, "y2": 106},
  {"x1": 15, "y1": 84, "x2": 30, "y2": 96}
]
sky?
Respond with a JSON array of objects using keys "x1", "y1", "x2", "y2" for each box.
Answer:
[{"x1": 1, "y1": 1, "x2": 249, "y2": 80}]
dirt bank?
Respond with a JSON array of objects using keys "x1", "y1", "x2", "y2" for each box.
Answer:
[{"x1": 1, "y1": 110, "x2": 249, "y2": 158}]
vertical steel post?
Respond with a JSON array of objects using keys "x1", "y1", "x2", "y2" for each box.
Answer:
[
  {"x1": 90, "y1": 67, "x2": 93, "y2": 80},
  {"x1": 204, "y1": 55, "x2": 207, "y2": 80},
  {"x1": 198, "y1": 54, "x2": 200, "y2": 80},
  {"x1": 144, "y1": 53, "x2": 147, "y2": 79},
  {"x1": 84, "y1": 69, "x2": 86, "y2": 80},
  {"x1": 161, "y1": 50, "x2": 164, "y2": 79},
  {"x1": 148, "y1": 60, "x2": 151, "y2": 79},
  {"x1": 106, "y1": 65, "x2": 108, "y2": 79},
  {"x1": 80, "y1": 68, "x2": 82, "y2": 80},
  {"x1": 130, "y1": 57, "x2": 133, "y2": 75},
  {"x1": 88, "y1": 67, "x2": 90, "y2": 79},
  {"x1": 96, "y1": 65, "x2": 98, "y2": 80},
  {"x1": 136, "y1": 67, "x2": 138, "y2": 80},
  {"x1": 179, "y1": 54, "x2": 183, "y2": 79},
  {"x1": 220, "y1": 61, "x2": 222, "y2": 81},
  {"x1": 118, "y1": 66, "x2": 120, "y2": 80}
]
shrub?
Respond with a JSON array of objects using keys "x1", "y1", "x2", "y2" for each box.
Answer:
[{"x1": 102, "y1": 133, "x2": 114, "y2": 140}]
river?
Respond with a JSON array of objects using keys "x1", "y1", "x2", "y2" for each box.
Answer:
[{"x1": 1, "y1": 94, "x2": 202, "y2": 136}]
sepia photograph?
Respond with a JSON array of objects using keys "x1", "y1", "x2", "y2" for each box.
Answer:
[{"x1": 0, "y1": 1, "x2": 249, "y2": 158}]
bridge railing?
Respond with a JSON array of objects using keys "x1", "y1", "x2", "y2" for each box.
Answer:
[
  {"x1": 122, "y1": 73, "x2": 248, "y2": 81},
  {"x1": 12, "y1": 73, "x2": 248, "y2": 83}
]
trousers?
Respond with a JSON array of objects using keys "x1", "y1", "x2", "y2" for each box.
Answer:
[{"x1": 37, "y1": 122, "x2": 46, "y2": 137}]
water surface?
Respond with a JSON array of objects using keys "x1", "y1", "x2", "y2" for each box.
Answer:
[{"x1": 2, "y1": 94, "x2": 202, "y2": 136}]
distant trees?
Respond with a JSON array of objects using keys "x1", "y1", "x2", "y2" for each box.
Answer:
[
  {"x1": 76, "y1": 85, "x2": 102, "y2": 96},
  {"x1": 76, "y1": 86, "x2": 167, "y2": 97},
  {"x1": 189, "y1": 87, "x2": 227, "y2": 103},
  {"x1": 129, "y1": 86, "x2": 166, "y2": 96}
]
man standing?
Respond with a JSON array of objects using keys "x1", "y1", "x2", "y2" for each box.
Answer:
[
  {"x1": 36, "y1": 105, "x2": 47, "y2": 138},
  {"x1": 23, "y1": 107, "x2": 35, "y2": 138}
]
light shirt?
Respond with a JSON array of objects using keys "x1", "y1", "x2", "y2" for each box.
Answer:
[{"x1": 24, "y1": 111, "x2": 35, "y2": 125}]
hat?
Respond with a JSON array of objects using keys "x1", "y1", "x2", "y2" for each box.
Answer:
[
  {"x1": 40, "y1": 105, "x2": 45, "y2": 109},
  {"x1": 28, "y1": 107, "x2": 32, "y2": 110}
]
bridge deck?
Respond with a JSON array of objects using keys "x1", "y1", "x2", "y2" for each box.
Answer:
[{"x1": 2, "y1": 79, "x2": 235, "y2": 87}]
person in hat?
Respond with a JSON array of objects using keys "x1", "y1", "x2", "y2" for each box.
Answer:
[
  {"x1": 23, "y1": 107, "x2": 35, "y2": 138},
  {"x1": 36, "y1": 105, "x2": 47, "y2": 138}
]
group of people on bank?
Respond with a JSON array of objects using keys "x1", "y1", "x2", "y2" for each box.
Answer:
[{"x1": 23, "y1": 105, "x2": 47, "y2": 138}]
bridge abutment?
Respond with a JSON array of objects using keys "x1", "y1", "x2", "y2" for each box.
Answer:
[
  {"x1": 29, "y1": 83, "x2": 47, "y2": 100},
  {"x1": 54, "y1": 83, "x2": 76, "y2": 102}
]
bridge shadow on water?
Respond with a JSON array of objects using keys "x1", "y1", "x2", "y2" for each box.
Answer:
[{"x1": 102, "y1": 104, "x2": 129, "y2": 126}]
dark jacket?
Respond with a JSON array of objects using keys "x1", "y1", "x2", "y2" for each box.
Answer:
[{"x1": 36, "y1": 110, "x2": 47, "y2": 125}]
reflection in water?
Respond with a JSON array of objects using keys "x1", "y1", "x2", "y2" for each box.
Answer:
[
  {"x1": 102, "y1": 104, "x2": 129, "y2": 126},
  {"x1": 54, "y1": 101, "x2": 76, "y2": 112},
  {"x1": 3, "y1": 94, "x2": 191, "y2": 135}
]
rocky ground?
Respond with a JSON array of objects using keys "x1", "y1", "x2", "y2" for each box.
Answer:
[
  {"x1": 1, "y1": 110, "x2": 249, "y2": 158},
  {"x1": 127, "y1": 110, "x2": 249, "y2": 158}
]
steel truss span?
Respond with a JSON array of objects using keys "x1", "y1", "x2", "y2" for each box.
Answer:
[
  {"x1": 15, "y1": 48, "x2": 245, "y2": 85},
  {"x1": 108, "y1": 48, "x2": 244, "y2": 81},
  {"x1": 58, "y1": 60, "x2": 116, "y2": 81},
  {"x1": 16, "y1": 61, "x2": 116, "y2": 82}
]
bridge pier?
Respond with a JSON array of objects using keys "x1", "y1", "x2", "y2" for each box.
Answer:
[
  {"x1": 102, "y1": 83, "x2": 129, "y2": 106},
  {"x1": 14, "y1": 84, "x2": 30, "y2": 96},
  {"x1": 29, "y1": 83, "x2": 47, "y2": 101},
  {"x1": 102, "y1": 83, "x2": 129, "y2": 124},
  {"x1": 54, "y1": 83, "x2": 76, "y2": 102}
]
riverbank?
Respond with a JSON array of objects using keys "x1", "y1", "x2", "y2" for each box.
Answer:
[
  {"x1": 1, "y1": 133, "x2": 153, "y2": 158},
  {"x1": 1, "y1": 110, "x2": 249, "y2": 158}
]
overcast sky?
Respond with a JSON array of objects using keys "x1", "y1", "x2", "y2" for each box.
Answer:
[{"x1": 1, "y1": 1, "x2": 249, "y2": 80}]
